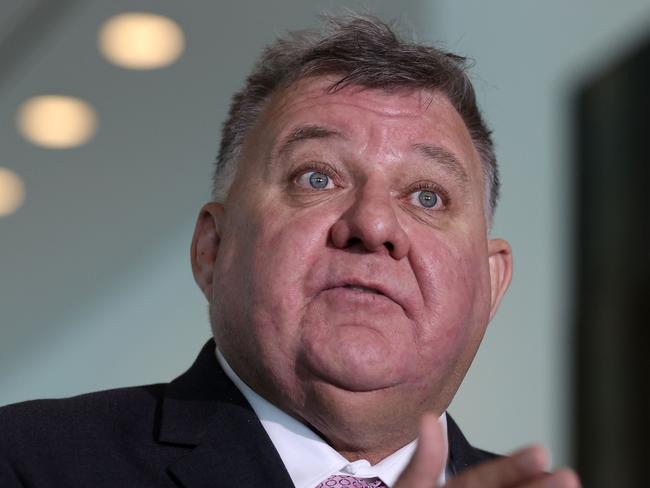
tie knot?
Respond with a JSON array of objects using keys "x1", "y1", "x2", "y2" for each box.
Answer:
[{"x1": 315, "y1": 474, "x2": 387, "y2": 488}]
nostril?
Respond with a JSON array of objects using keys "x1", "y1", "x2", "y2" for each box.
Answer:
[
  {"x1": 345, "y1": 237, "x2": 394, "y2": 253},
  {"x1": 346, "y1": 237, "x2": 363, "y2": 248}
]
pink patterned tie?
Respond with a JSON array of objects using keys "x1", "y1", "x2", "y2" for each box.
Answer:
[{"x1": 315, "y1": 474, "x2": 387, "y2": 488}]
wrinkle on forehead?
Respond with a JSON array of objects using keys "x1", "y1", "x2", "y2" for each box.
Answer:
[{"x1": 272, "y1": 76, "x2": 439, "y2": 119}]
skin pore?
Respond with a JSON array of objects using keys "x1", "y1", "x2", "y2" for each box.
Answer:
[{"x1": 191, "y1": 76, "x2": 513, "y2": 464}]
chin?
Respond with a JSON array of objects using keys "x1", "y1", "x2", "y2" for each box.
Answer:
[
  {"x1": 299, "y1": 316, "x2": 415, "y2": 387},
  {"x1": 297, "y1": 342, "x2": 402, "y2": 393}
]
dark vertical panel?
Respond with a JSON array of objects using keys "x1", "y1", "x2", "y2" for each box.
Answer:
[{"x1": 574, "y1": 36, "x2": 650, "y2": 487}]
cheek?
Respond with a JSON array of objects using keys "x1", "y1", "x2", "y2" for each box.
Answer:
[
  {"x1": 409, "y1": 233, "x2": 491, "y2": 367},
  {"x1": 211, "y1": 204, "x2": 338, "y2": 388},
  {"x1": 254, "y1": 211, "x2": 328, "y2": 293},
  {"x1": 220, "y1": 203, "x2": 336, "y2": 335}
]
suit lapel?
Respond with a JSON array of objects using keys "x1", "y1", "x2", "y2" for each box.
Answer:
[
  {"x1": 446, "y1": 413, "x2": 498, "y2": 475},
  {"x1": 158, "y1": 340, "x2": 294, "y2": 488}
]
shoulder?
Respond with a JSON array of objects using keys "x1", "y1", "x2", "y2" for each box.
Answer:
[
  {"x1": 0, "y1": 341, "x2": 224, "y2": 486},
  {"x1": 0, "y1": 384, "x2": 168, "y2": 485},
  {"x1": 0, "y1": 383, "x2": 165, "y2": 441}
]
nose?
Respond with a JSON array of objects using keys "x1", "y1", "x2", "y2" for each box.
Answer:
[{"x1": 330, "y1": 185, "x2": 410, "y2": 259}]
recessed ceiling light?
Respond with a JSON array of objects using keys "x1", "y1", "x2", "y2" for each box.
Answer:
[
  {"x1": 0, "y1": 167, "x2": 25, "y2": 218},
  {"x1": 98, "y1": 12, "x2": 185, "y2": 70},
  {"x1": 17, "y1": 95, "x2": 97, "y2": 149}
]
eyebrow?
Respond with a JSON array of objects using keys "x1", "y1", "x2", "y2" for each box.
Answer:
[
  {"x1": 275, "y1": 125, "x2": 344, "y2": 159},
  {"x1": 411, "y1": 143, "x2": 470, "y2": 185},
  {"x1": 273, "y1": 126, "x2": 470, "y2": 187}
]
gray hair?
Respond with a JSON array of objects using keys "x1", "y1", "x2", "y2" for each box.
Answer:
[{"x1": 213, "y1": 15, "x2": 499, "y2": 224}]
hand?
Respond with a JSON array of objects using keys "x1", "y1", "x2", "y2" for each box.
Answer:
[{"x1": 394, "y1": 413, "x2": 581, "y2": 488}]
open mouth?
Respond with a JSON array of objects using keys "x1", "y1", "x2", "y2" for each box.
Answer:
[{"x1": 342, "y1": 284, "x2": 383, "y2": 295}]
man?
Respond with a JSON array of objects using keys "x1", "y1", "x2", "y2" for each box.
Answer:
[{"x1": 0, "y1": 15, "x2": 579, "y2": 488}]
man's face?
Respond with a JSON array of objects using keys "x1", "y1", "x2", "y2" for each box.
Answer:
[{"x1": 192, "y1": 76, "x2": 511, "y2": 425}]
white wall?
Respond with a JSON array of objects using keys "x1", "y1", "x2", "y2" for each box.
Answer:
[{"x1": 1, "y1": 218, "x2": 210, "y2": 402}]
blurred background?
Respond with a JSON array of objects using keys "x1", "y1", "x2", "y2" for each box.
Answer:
[{"x1": 1, "y1": 1, "x2": 648, "y2": 485}]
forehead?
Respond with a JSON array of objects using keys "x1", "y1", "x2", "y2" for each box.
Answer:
[
  {"x1": 274, "y1": 77, "x2": 436, "y2": 115},
  {"x1": 242, "y1": 75, "x2": 481, "y2": 178}
]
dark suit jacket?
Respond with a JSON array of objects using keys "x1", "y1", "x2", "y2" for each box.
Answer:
[{"x1": 0, "y1": 340, "x2": 496, "y2": 487}]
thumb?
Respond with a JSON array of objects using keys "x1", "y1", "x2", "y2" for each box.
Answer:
[{"x1": 394, "y1": 413, "x2": 446, "y2": 488}]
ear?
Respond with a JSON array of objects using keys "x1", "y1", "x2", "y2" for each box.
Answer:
[
  {"x1": 190, "y1": 202, "x2": 225, "y2": 302},
  {"x1": 486, "y1": 238, "x2": 513, "y2": 321}
]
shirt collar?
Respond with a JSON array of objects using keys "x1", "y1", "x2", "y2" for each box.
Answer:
[{"x1": 216, "y1": 348, "x2": 447, "y2": 488}]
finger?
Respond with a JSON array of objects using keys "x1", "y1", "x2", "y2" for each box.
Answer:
[
  {"x1": 519, "y1": 468, "x2": 582, "y2": 488},
  {"x1": 394, "y1": 413, "x2": 446, "y2": 488},
  {"x1": 448, "y1": 444, "x2": 549, "y2": 487}
]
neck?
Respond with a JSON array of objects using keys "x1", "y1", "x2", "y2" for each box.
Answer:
[
  {"x1": 217, "y1": 346, "x2": 447, "y2": 465},
  {"x1": 292, "y1": 382, "x2": 440, "y2": 465}
]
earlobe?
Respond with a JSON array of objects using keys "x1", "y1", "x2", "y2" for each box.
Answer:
[
  {"x1": 190, "y1": 202, "x2": 225, "y2": 301},
  {"x1": 487, "y1": 238, "x2": 513, "y2": 321}
]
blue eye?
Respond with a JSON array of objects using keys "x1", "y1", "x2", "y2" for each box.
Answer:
[
  {"x1": 418, "y1": 190, "x2": 437, "y2": 208},
  {"x1": 309, "y1": 172, "x2": 329, "y2": 189},
  {"x1": 411, "y1": 189, "x2": 440, "y2": 209},
  {"x1": 297, "y1": 171, "x2": 333, "y2": 190}
]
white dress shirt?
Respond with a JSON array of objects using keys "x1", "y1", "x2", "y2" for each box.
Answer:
[{"x1": 216, "y1": 349, "x2": 448, "y2": 488}]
